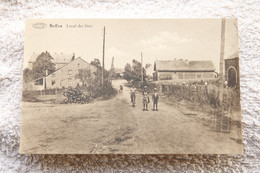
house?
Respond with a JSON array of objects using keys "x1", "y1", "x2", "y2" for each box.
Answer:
[
  {"x1": 113, "y1": 68, "x2": 124, "y2": 78},
  {"x1": 224, "y1": 52, "x2": 239, "y2": 88},
  {"x1": 153, "y1": 59, "x2": 216, "y2": 83},
  {"x1": 32, "y1": 57, "x2": 96, "y2": 90},
  {"x1": 28, "y1": 52, "x2": 74, "y2": 69}
]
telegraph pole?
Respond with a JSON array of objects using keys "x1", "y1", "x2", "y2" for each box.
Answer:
[
  {"x1": 219, "y1": 18, "x2": 225, "y2": 103},
  {"x1": 110, "y1": 56, "x2": 114, "y2": 83},
  {"x1": 141, "y1": 52, "x2": 143, "y2": 88},
  {"x1": 218, "y1": 18, "x2": 226, "y2": 131},
  {"x1": 102, "y1": 27, "x2": 106, "y2": 93}
]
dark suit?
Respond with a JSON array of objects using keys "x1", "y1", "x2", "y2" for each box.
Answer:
[{"x1": 152, "y1": 93, "x2": 159, "y2": 110}]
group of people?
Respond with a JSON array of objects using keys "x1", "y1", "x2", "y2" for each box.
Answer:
[{"x1": 129, "y1": 85, "x2": 159, "y2": 111}]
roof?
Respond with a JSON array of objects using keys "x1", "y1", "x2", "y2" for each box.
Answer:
[
  {"x1": 28, "y1": 52, "x2": 73, "y2": 64},
  {"x1": 155, "y1": 59, "x2": 215, "y2": 72},
  {"x1": 48, "y1": 57, "x2": 96, "y2": 77}
]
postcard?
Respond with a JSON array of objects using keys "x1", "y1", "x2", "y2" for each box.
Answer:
[{"x1": 20, "y1": 19, "x2": 242, "y2": 154}]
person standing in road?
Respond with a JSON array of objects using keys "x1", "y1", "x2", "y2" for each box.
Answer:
[
  {"x1": 152, "y1": 88, "x2": 159, "y2": 111},
  {"x1": 130, "y1": 85, "x2": 136, "y2": 106},
  {"x1": 142, "y1": 86, "x2": 150, "y2": 111}
]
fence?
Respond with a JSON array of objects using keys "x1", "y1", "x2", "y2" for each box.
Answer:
[{"x1": 160, "y1": 83, "x2": 241, "y2": 132}]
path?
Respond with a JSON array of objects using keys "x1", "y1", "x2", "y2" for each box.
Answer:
[{"x1": 20, "y1": 79, "x2": 242, "y2": 154}]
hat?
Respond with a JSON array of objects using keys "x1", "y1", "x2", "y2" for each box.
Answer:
[
  {"x1": 154, "y1": 88, "x2": 157, "y2": 91},
  {"x1": 144, "y1": 86, "x2": 147, "y2": 88}
]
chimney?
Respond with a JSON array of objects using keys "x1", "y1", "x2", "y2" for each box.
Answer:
[{"x1": 45, "y1": 69, "x2": 48, "y2": 76}]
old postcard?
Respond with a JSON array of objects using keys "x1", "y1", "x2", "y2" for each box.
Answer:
[{"x1": 20, "y1": 19, "x2": 242, "y2": 154}]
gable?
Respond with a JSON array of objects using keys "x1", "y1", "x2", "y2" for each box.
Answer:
[{"x1": 46, "y1": 57, "x2": 96, "y2": 77}]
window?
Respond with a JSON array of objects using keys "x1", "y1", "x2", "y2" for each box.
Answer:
[
  {"x1": 185, "y1": 73, "x2": 196, "y2": 79},
  {"x1": 178, "y1": 73, "x2": 183, "y2": 79},
  {"x1": 52, "y1": 80, "x2": 55, "y2": 85},
  {"x1": 202, "y1": 73, "x2": 214, "y2": 78},
  {"x1": 185, "y1": 73, "x2": 191, "y2": 79},
  {"x1": 34, "y1": 78, "x2": 43, "y2": 85},
  {"x1": 68, "y1": 69, "x2": 73, "y2": 75},
  {"x1": 159, "y1": 74, "x2": 172, "y2": 80}
]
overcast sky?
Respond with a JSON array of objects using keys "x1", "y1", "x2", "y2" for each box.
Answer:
[{"x1": 24, "y1": 19, "x2": 238, "y2": 72}]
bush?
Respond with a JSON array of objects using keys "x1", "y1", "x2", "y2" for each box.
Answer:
[{"x1": 22, "y1": 90, "x2": 39, "y2": 102}]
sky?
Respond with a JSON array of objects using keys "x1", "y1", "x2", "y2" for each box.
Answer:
[{"x1": 24, "y1": 19, "x2": 238, "y2": 72}]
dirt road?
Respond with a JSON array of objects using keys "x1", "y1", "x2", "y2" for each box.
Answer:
[{"x1": 20, "y1": 79, "x2": 242, "y2": 154}]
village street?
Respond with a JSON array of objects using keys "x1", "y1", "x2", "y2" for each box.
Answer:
[{"x1": 20, "y1": 79, "x2": 242, "y2": 154}]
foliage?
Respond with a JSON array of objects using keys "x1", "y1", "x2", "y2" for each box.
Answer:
[
  {"x1": 75, "y1": 68, "x2": 92, "y2": 87},
  {"x1": 123, "y1": 59, "x2": 146, "y2": 82},
  {"x1": 62, "y1": 87, "x2": 91, "y2": 104},
  {"x1": 22, "y1": 90, "x2": 38, "y2": 102},
  {"x1": 32, "y1": 51, "x2": 56, "y2": 79},
  {"x1": 23, "y1": 68, "x2": 34, "y2": 83},
  {"x1": 123, "y1": 63, "x2": 132, "y2": 81},
  {"x1": 90, "y1": 58, "x2": 102, "y2": 70},
  {"x1": 75, "y1": 58, "x2": 117, "y2": 101}
]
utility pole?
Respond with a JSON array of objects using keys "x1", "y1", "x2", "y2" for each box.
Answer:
[
  {"x1": 110, "y1": 56, "x2": 114, "y2": 83},
  {"x1": 102, "y1": 26, "x2": 106, "y2": 93},
  {"x1": 218, "y1": 18, "x2": 226, "y2": 131},
  {"x1": 141, "y1": 52, "x2": 143, "y2": 88},
  {"x1": 219, "y1": 18, "x2": 225, "y2": 103}
]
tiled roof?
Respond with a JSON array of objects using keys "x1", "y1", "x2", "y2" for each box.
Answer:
[{"x1": 155, "y1": 59, "x2": 215, "y2": 72}]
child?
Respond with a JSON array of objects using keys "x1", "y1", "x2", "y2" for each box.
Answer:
[
  {"x1": 142, "y1": 86, "x2": 150, "y2": 111},
  {"x1": 152, "y1": 88, "x2": 159, "y2": 111}
]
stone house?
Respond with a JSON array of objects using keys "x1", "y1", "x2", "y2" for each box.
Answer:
[
  {"x1": 32, "y1": 57, "x2": 96, "y2": 90},
  {"x1": 153, "y1": 59, "x2": 217, "y2": 83}
]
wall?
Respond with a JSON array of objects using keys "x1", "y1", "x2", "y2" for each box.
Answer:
[
  {"x1": 45, "y1": 58, "x2": 96, "y2": 89},
  {"x1": 157, "y1": 71, "x2": 216, "y2": 82},
  {"x1": 225, "y1": 57, "x2": 240, "y2": 87}
]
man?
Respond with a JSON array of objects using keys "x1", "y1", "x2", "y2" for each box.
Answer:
[
  {"x1": 130, "y1": 86, "x2": 136, "y2": 106},
  {"x1": 119, "y1": 85, "x2": 123, "y2": 93},
  {"x1": 152, "y1": 88, "x2": 159, "y2": 111},
  {"x1": 142, "y1": 86, "x2": 150, "y2": 111}
]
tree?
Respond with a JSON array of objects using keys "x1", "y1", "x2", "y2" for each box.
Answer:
[
  {"x1": 90, "y1": 58, "x2": 102, "y2": 70},
  {"x1": 123, "y1": 63, "x2": 132, "y2": 81},
  {"x1": 32, "y1": 51, "x2": 56, "y2": 79},
  {"x1": 23, "y1": 68, "x2": 34, "y2": 83},
  {"x1": 145, "y1": 63, "x2": 152, "y2": 69},
  {"x1": 132, "y1": 59, "x2": 142, "y2": 82},
  {"x1": 123, "y1": 60, "x2": 146, "y2": 82},
  {"x1": 75, "y1": 68, "x2": 92, "y2": 87}
]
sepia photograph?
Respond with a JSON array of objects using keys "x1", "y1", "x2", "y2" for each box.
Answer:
[{"x1": 20, "y1": 19, "x2": 242, "y2": 154}]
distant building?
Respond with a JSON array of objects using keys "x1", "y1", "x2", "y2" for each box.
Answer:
[
  {"x1": 153, "y1": 59, "x2": 216, "y2": 83},
  {"x1": 32, "y1": 57, "x2": 96, "y2": 90},
  {"x1": 224, "y1": 52, "x2": 239, "y2": 88},
  {"x1": 113, "y1": 68, "x2": 124, "y2": 78},
  {"x1": 28, "y1": 52, "x2": 74, "y2": 69}
]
